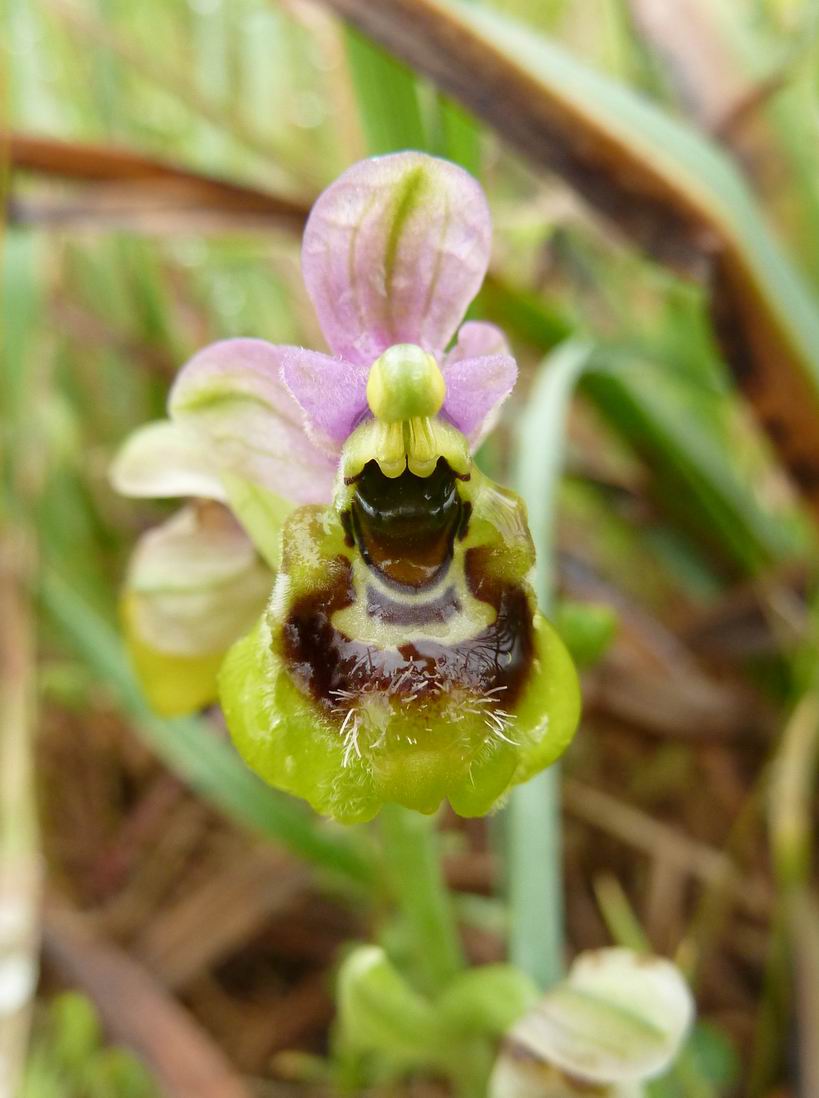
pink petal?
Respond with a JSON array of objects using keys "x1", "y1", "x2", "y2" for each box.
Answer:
[
  {"x1": 446, "y1": 320, "x2": 510, "y2": 362},
  {"x1": 442, "y1": 353, "x2": 518, "y2": 446},
  {"x1": 169, "y1": 339, "x2": 336, "y2": 505},
  {"x1": 280, "y1": 350, "x2": 369, "y2": 451},
  {"x1": 302, "y1": 152, "x2": 492, "y2": 366}
]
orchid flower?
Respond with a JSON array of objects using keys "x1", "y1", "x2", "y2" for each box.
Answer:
[
  {"x1": 112, "y1": 152, "x2": 580, "y2": 823},
  {"x1": 334, "y1": 945, "x2": 693, "y2": 1095},
  {"x1": 489, "y1": 949, "x2": 694, "y2": 1097}
]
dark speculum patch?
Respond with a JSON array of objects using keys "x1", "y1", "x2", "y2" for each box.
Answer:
[{"x1": 348, "y1": 459, "x2": 464, "y2": 589}]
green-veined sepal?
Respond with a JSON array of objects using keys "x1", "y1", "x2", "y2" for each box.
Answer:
[{"x1": 123, "y1": 503, "x2": 272, "y2": 717}]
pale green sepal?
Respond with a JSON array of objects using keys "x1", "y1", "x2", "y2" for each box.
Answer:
[
  {"x1": 110, "y1": 419, "x2": 226, "y2": 501},
  {"x1": 125, "y1": 504, "x2": 273, "y2": 658},
  {"x1": 221, "y1": 471, "x2": 296, "y2": 570},
  {"x1": 490, "y1": 1056, "x2": 643, "y2": 1096},
  {"x1": 336, "y1": 946, "x2": 445, "y2": 1068},
  {"x1": 122, "y1": 596, "x2": 224, "y2": 717},
  {"x1": 123, "y1": 504, "x2": 273, "y2": 717}
]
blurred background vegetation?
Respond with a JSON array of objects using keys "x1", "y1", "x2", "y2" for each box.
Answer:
[{"x1": 2, "y1": 0, "x2": 819, "y2": 1094}]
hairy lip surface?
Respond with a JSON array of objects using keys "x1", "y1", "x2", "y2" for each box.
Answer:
[{"x1": 281, "y1": 552, "x2": 533, "y2": 715}]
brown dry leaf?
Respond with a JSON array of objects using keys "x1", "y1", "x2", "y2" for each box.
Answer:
[
  {"x1": 133, "y1": 846, "x2": 309, "y2": 991},
  {"x1": 2, "y1": 133, "x2": 309, "y2": 234}
]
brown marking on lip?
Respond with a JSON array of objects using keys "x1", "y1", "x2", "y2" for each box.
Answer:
[
  {"x1": 281, "y1": 462, "x2": 536, "y2": 725},
  {"x1": 281, "y1": 555, "x2": 534, "y2": 716}
]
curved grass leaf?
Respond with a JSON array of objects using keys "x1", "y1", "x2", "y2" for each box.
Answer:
[
  {"x1": 3, "y1": 132, "x2": 309, "y2": 233},
  {"x1": 628, "y1": 0, "x2": 819, "y2": 290},
  {"x1": 481, "y1": 278, "x2": 804, "y2": 575},
  {"x1": 507, "y1": 340, "x2": 594, "y2": 989}
]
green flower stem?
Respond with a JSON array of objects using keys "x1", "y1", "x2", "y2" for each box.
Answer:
[
  {"x1": 508, "y1": 341, "x2": 592, "y2": 987},
  {"x1": 381, "y1": 804, "x2": 464, "y2": 997}
]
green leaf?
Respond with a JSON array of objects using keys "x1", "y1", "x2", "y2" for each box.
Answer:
[
  {"x1": 647, "y1": 1022, "x2": 740, "y2": 1098},
  {"x1": 438, "y1": 965, "x2": 540, "y2": 1039},
  {"x1": 581, "y1": 352, "x2": 807, "y2": 573},
  {"x1": 553, "y1": 599, "x2": 618, "y2": 669},
  {"x1": 344, "y1": 26, "x2": 427, "y2": 154}
]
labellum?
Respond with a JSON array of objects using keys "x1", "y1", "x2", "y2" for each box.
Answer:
[{"x1": 220, "y1": 344, "x2": 579, "y2": 823}]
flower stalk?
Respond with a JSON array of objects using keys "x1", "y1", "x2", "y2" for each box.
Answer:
[{"x1": 381, "y1": 804, "x2": 463, "y2": 997}]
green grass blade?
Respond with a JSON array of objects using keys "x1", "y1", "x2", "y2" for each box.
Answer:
[
  {"x1": 507, "y1": 340, "x2": 594, "y2": 989},
  {"x1": 581, "y1": 353, "x2": 807, "y2": 572},
  {"x1": 434, "y1": 94, "x2": 481, "y2": 174},
  {"x1": 480, "y1": 280, "x2": 805, "y2": 573},
  {"x1": 513, "y1": 340, "x2": 594, "y2": 614},
  {"x1": 344, "y1": 26, "x2": 427, "y2": 154}
]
